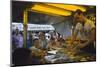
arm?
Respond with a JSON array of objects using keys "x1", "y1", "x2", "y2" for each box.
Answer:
[
  {"x1": 77, "y1": 28, "x2": 96, "y2": 49},
  {"x1": 72, "y1": 28, "x2": 79, "y2": 42}
]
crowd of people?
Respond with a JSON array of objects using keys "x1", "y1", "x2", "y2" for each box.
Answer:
[
  {"x1": 12, "y1": 28, "x2": 66, "y2": 50},
  {"x1": 12, "y1": 9, "x2": 96, "y2": 66},
  {"x1": 12, "y1": 29, "x2": 67, "y2": 66}
]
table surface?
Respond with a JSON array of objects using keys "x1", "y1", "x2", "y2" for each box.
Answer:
[{"x1": 31, "y1": 39, "x2": 96, "y2": 64}]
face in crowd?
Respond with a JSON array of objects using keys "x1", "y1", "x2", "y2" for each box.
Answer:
[
  {"x1": 39, "y1": 32, "x2": 45, "y2": 39},
  {"x1": 33, "y1": 39, "x2": 40, "y2": 48}
]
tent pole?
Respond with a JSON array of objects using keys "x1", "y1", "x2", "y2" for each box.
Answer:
[{"x1": 23, "y1": 10, "x2": 28, "y2": 48}]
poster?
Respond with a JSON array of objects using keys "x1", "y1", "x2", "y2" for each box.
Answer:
[{"x1": 11, "y1": 0, "x2": 96, "y2": 66}]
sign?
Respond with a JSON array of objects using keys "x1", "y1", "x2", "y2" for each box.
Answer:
[{"x1": 12, "y1": 22, "x2": 55, "y2": 31}]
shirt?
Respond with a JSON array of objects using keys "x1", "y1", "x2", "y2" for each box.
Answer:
[{"x1": 75, "y1": 19, "x2": 95, "y2": 40}]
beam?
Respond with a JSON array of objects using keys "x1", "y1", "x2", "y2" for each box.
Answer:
[{"x1": 31, "y1": 3, "x2": 72, "y2": 16}]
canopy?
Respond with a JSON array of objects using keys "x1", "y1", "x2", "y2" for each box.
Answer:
[{"x1": 30, "y1": 3, "x2": 86, "y2": 16}]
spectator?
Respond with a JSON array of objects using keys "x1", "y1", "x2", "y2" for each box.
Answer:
[
  {"x1": 39, "y1": 32, "x2": 48, "y2": 50},
  {"x1": 27, "y1": 32, "x2": 33, "y2": 48},
  {"x1": 47, "y1": 37, "x2": 56, "y2": 50},
  {"x1": 12, "y1": 31, "x2": 16, "y2": 51},
  {"x1": 17, "y1": 31, "x2": 23, "y2": 48},
  {"x1": 14, "y1": 28, "x2": 20, "y2": 49},
  {"x1": 30, "y1": 39, "x2": 46, "y2": 64}
]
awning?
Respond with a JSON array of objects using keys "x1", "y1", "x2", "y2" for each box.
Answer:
[{"x1": 30, "y1": 3, "x2": 86, "y2": 16}]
